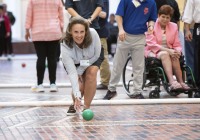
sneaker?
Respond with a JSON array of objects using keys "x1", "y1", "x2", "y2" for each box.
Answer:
[
  {"x1": 129, "y1": 93, "x2": 144, "y2": 99},
  {"x1": 50, "y1": 84, "x2": 58, "y2": 92},
  {"x1": 67, "y1": 105, "x2": 76, "y2": 116},
  {"x1": 31, "y1": 84, "x2": 45, "y2": 92},
  {"x1": 103, "y1": 90, "x2": 117, "y2": 100},
  {"x1": 96, "y1": 84, "x2": 108, "y2": 90}
]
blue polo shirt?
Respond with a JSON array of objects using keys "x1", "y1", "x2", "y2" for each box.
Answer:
[{"x1": 116, "y1": 0, "x2": 157, "y2": 34}]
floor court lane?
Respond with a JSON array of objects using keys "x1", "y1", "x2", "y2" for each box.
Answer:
[
  {"x1": 0, "y1": 105, "x2": 200, "y2": 139},
  {"x1": 0, "y1": 54, "x2": 200, "y2": 139}
]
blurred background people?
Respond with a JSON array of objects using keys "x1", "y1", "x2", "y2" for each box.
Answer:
[
  {"x1": 0, "y1": 4, "x2": 10, "y2": 57},
  {"x1": 3, "y1": 3, "x2": 15, "y2": 58},
  {"x1": 106, "y1": 13, "x2": 118, "y2": 57}
]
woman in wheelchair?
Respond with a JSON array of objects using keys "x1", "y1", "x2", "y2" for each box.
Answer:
[{"x1": 145, "y1": 5, "x2": 190, "y2": 91}]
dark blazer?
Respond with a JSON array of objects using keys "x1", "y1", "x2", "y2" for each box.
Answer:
[{"x1": 7, "y1": 11, "x2": 16, "y2": 25}]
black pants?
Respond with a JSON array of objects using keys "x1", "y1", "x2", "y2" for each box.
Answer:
[
  {"x1": 0, "y1": 38, "x2": 6, "y2": 56},
  {"x1": 193, "y1": 23, "x2": 200, "y2": 88},
  {"x1": 57, "y1": 44, "x2": 61, "y2": 61},
  {"x1": 6, "y1": 31, "x2": 13, "y2": 54},
  {"x1": 33, "y1": 40, "x2": 59, "y2": 85}
]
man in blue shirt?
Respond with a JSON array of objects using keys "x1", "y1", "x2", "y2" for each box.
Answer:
[{"x1": 103, "y1": 0, "x2": 157, "y2": 99}]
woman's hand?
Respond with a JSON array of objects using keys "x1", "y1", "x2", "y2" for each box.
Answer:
[
  {"x1": 169, "y1": 49, "x2": 181, "y2": 61},
  {"x1": 25, "y1": 30, "x2": 31, "y2": 42},
  {"x1": 74, "y1": 97, "x2": 82, "y2": 112}
]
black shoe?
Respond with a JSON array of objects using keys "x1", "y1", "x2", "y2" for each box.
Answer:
[
  {"x1": 194, "y1": 92, "x2": 200, "y2": 98},
  {"x1": 67, "y1": 105, "x2": 76, "y2": 116},
  {"x1": 97, "y1": 84, "x2": 108, "y2": 90},
  {"x1": 103, "y1": 90, "x2": 117, "y2": 100},
  {"x1": 129, "y1": 93, "x2": 145, "y2": 99}
]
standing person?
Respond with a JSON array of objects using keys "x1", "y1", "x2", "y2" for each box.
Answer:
[
  {"x1": 2, "y1": 3, "x2": 15, "y2": 58},
  {"x1": 107, "y1": 13, "x2": 118, "y2": 56},
  {"x1": 183, "y1": 0, "x2": 194, "y2": 74},
  {"x1": 0, "y1": 5, "x2": 10, "y2": 57},
  {"x1": 103, "y1": 0, "x2": 157, "y2": 100},
  {"x1": 182, "y1": 0, "x2": 200, "y2": 98},
  {"x1": 25, "y1": 0, "x2": 64, "y2": 92},
  {"x1": 96, "y1": 0, "x2": 111, "y2": 90},
  {"x1": 65, "y1": 0, "x2": 103, "y2": 30},
  {"x1": 61, "y1": 17, "x2": 103, "y2": 114}
]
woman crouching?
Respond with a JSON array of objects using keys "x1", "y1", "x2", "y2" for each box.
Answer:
[{"x1": 61, "y1": 17, "x2": 104, "y2": 115}]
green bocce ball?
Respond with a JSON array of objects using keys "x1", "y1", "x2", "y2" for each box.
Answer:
[{"x1": 82, "y1": 109, "x2": 94, "y2": 121}]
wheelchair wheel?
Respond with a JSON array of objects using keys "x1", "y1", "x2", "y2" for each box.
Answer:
[
  {"x1": 149, "y1": 90, "x2": 160, "y2": 99},
  {"x1": 122, "y1": 56, "x2": 133, "y2": 94}
]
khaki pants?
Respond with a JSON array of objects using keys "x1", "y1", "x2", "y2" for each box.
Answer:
[
  {"x1": 99, "y1": 38, "x2": 111, "y2": 86},
  {"x1": 108, "y1": 34, "x2": 145, "y2": 95}
]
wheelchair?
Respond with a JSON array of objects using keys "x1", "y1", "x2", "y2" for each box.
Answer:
[{"x1": 122, "y1": 55, "x2": 198, "y2": 98}]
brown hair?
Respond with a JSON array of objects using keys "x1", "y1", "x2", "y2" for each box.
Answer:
[
  {"x1": 62, "y1": 17, "x2": 92, "y2": 48},
  {"x1": 158, "y1": 5, "x2": 174, "y2": 17}
]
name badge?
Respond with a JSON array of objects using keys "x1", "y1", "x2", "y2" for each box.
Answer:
[
  {"x1": 80, "y1": 60, "x2": 90, "y2": 66},
  {"x1": 132, "y1": 0, "x2": 141, "y2": 7}
]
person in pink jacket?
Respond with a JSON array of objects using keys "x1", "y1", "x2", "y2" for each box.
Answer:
[
  {"x1": 25, "y1": 0, "x2": 64, "y2": 92},
  {"x1": 145, "y1": 5, "x2": 190, "y2": 90}
]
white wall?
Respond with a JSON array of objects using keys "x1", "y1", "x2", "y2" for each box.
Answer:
[
  {"x1": 109, "y1": 0, "x2": 120, "y2": 15},
  {"x1": 2, "y1": 0, "x2": 120, "y2": 41}
]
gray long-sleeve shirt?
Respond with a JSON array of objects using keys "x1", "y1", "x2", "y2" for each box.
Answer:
[{"x1": 61, "y1": 28, "x2": 101, "y2": 98}]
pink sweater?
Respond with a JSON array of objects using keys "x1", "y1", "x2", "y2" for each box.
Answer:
[
  {"x1": 25, "y1": 0, "x2": 64, "y2": 41},
  {"x1": 145, "y1": 19, "x2": 182, "y2": 57}
]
